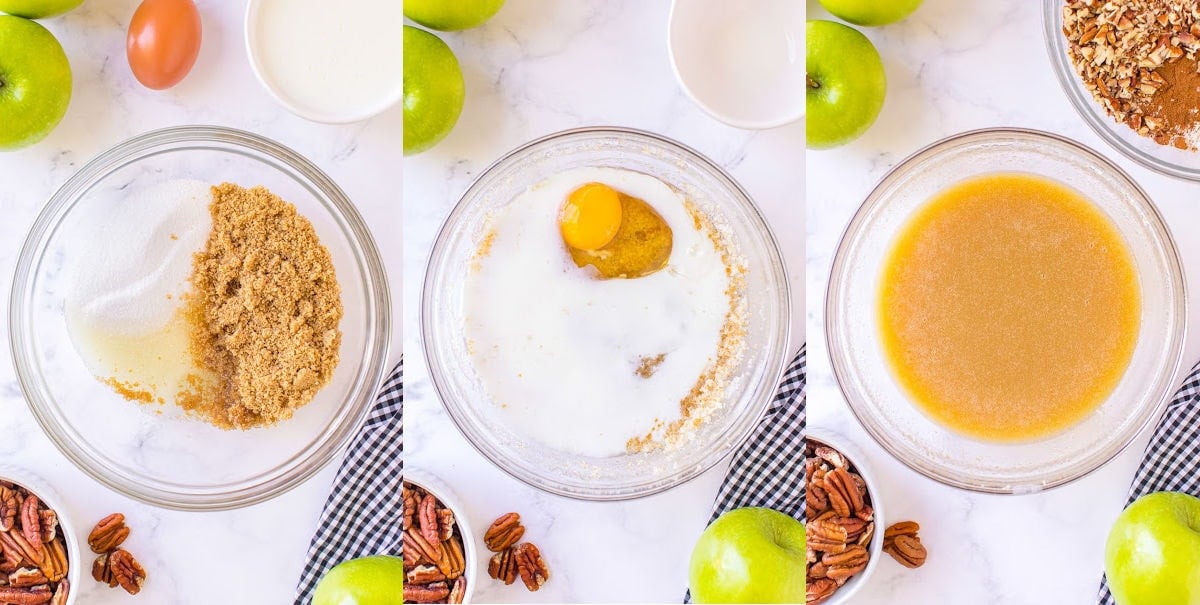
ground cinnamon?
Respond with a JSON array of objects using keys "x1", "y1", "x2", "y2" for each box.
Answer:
[{"x1": 1145, "y1": 57, "x2": 1200, "y2": 150}]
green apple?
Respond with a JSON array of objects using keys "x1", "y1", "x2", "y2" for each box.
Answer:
[
  {"x1": 0, "y1": 0, "x2": 83, "y2": 19},
  {"x1": 313, "y1": 555, "x2": 406, "y2": 605},
  {"x1": 0, "y1": 15, "x2": 71, "y2": 151},
  {"x1": 688, "y1": 507, "x2": 805, "y2": 604},
  {"x1": 403, "y1": 25, "x2": 465, "y2": 156},
  {"x1": 404, "y1": 0, "x2": 504, "y2": 32},
  {"x1": 1105, "y1": 491, "x2": 1200, "y2": 605},
  {"x1": 819, "y1": 0, "x2": 923, "y2": 27},
  {"x1": 806, "y1": 20, "x2": 886, "y2": 150}
]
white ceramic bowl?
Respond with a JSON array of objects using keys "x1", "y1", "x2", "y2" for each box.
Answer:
[
  {"x1": 0, "y1": 466, "x2": 82, "y2": 605},
  {"x1": 405, "y1": 472, "x2": 478, "y2": 604},
  {"x1": 668, "y1": 0, "x2": 804, "y2": 129},
  {"x1": 244, "y1": 0, "x2": 404, "y2": 124},
  {"x1": 807, "y1": 430, "x2": 885, "y2": 605}
]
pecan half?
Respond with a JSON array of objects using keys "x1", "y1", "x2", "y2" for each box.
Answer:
[
  {"x1": 437, "y1": 536, "x2": 465, "y2": 579},
  {"x1": 448, "y1": 576, "x2": 466, "y2": 605},
  {"x1": 483, "y1": 513, "x2": 525, "y2": 552},
  {"x1": 88, "y1": 513, "x2": 130, "y2": 554},
  {"x1": 0, "y1": 585, "x2": 52, "y2": 605},
  {"x1": 822, "y1": 468, "x2": 863, "y2": 518},
  {"x1": 404, "y1": 581, "x2": 449, "y2": 604},
  {"x1": 806, "y1": 578, "x2": 836, "y2": 605},
  {"x1": 437, "y1": 508, "x2": 456, "y2": 542},
  {"x1": 417, "y1": 494, "x2": 441, "y2": 550},
  {"x1": 38, "y1": 539, "x2": 67, "y2": 583},
  {"x1": 404, "y1": 527, "x2": 442, "y2": 563},
  {"x1": 92, "y1": 553, "x2": 114, "y2": 587},
  {"x1": 405, "y1": 564, "x2": 445, "y2": 585},
  {"x1": 17, "y1": 497, "x2": 42, "y2": 558},
  {"x1": 7, "y1": 530, "x2": 42, "y2": 566},
  {"x1": 50, "y1": 580, "x2": 68, "y2": 605},
  {"x1": 823, "y1": 545, "x2": 869, "y2": 581},
  {"x1": 7, "y1": 567, "x2": 47, "y2": 587},
  {"x1": 884, "y1": 534, "x2": 928, "y2": 568},
  {"x1": 38, "y1": 510, "x2": 56, "y2": 544},
  {"x1": 0, "y1": 487, "x2": 16, "y2": 533},
  {"x1": 108, "y1": 549, "x2": 146, "y2": 595},
  {"x1": 514, "y1": 543, "x2": 549, "y2": 592},
  {"x1": 487, "y1": 548, "x2": 517, "y2": 585}
]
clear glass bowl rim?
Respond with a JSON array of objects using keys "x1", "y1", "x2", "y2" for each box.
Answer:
[
  {"x1": 825, "y1": 126, "x2": 1187, "y2": 494},
  {"x1": 420, "y1": 126, "x2": 793, "y2": 501},
  {"x1": 8, "y1": 125, "x2": 393, "y2": 510}
]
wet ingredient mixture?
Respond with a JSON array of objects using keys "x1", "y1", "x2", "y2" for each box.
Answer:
[{"x1": 879, "y1": 173, "x2": 1140, "y2": 441}]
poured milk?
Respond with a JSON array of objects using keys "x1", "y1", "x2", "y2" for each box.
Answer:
[
  {"x1": 253, "y1": 0, "x2": 404, "y2": 121},
  {"x1": 464, "y1": 167, "x2": 731, "y2": 457},
  {"x1": 65, "y1": 179, "x2": 213, "y2": 403}
]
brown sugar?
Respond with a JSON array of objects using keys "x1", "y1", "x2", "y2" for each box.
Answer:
[{"x1": 181, "y1": 183, "x2": 343, "y2": 429}]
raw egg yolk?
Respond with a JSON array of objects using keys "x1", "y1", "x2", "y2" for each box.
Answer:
[{"x1": 559, "y1": 183, "x2": 623, "y2": 251}]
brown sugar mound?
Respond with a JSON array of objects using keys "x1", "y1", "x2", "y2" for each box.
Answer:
[{"x1": 182, "y1": 183, "x2": 343, "y2": 429}]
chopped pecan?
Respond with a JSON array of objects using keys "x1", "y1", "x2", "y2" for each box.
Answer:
[
  {"x1": 50, "y1": 580, "x2": 68, "y2": 605},
  {"x1": 17, "y1": 498, "x2": 41, "y2": 559},
  {"x1": 405, "y1": 564, "x2": 445, "y2": 585},
  {"x1": 483, "y1": 513, "x2": 525, "y2": 552},
  {"x1": 108, "y1": 549, "x2": 146, "y2": 595},
  {"x1": 88, "y1": 513, "x2": 130, "y2": 554},
  {"x1": 487, "y1": 548, "x2": 517, "y2": 585},
  {"x1": 7, "y1": 567, "x2": 47, "y2": 587},
  {"x1": 514, "y1": 543, "x2": 549, "y2": 592},
  {"x1": 448, "y1": 576, "x2": 466, "y2": 605},
  {"x1": 884, "y1": 534, "x2": 928, "y2": 568},
  {"x1": 404, "y1": 581, "x2": 449, "y2": 604}
]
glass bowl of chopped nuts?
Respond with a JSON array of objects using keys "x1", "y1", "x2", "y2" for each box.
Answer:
[
  {"x1": 10, "y1": 126, "x2": 392, "y2": 511},
  {"x1": 404, "y1": 473, "x2": 478, "y2": 604},
  {"x1": 805, "y1": 431, "x2": 886, "y2": 605},
  {"x1": 1046, "y1": 0, "x2": 1200, "y2": 180},
  {"x1": 0, "y1": 466, "x2": 81, "y2": 605}
]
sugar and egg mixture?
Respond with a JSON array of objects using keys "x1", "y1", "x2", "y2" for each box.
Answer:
[
  {"x1": 879, "y1": 173, "x2": 1140, "y2": 442},
  {"x1": 464, "y1": 167, "x2": 746, "y2": 458}
]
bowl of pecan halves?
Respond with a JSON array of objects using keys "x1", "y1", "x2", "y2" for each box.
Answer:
[
  {"x1": 0, "y1": 467, "x2": 80, "y2": 605},
  {"x1": 806, "y1": 432, "x2": 929, "y2": 604},
  {"x1": 403, "y1": 475, "x2": 476, "y2": 604}
]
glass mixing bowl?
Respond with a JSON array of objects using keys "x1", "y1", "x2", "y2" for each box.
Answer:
[
  {"x1": 1044, "y1": 0, "x2": 1200, "y2": 181},
  {"x1": 826, "y1": 128, "x2": 1186, "y2": 493},
  {"x1": 421, "y1": 127, "x2": 791, "y2": 500},
  {"x1": 10, "y1": 126, "x2": 392, "y2": 510}
]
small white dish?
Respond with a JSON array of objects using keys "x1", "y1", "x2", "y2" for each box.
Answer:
[
  {"x1": 667, "y1": 0, "x2": 804, "y2": 130},
  {"x1": 0, "y1": 466, "x2": 82, "y2": 605},
  {"x1": 405, "y1": 472, "x2": 478, "y2": 604},
  {"x1": 244, "y1": 0, "x2": 404, "y2": 124},
  {"x1": 806, "y1": 430, "x2": 885, "y2": 605}
]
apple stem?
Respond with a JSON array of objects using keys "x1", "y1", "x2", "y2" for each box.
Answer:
[{"x1": 807, "y1": 74, "x2": 820, "y2": 90}]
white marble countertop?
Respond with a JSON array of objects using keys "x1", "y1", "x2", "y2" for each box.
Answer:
[
  {"x1": 0, "y1": 1, "x2": 402, "y2": 603},
  {"x1": 403, "y1": 1, "x2": 802, "y2": 602},
  {"x1": 807, "y1": 1, "x2": 1200, "y2": 604}
]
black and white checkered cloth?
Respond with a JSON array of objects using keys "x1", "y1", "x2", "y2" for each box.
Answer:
[
  {"x1": 685, "y1": 345, "x2": 806, "y2": 603},
  {"x1": 294, "y1": 361, "x2": 403, "y2": 605},
  {"x1": 1099, "y1": 359, "x2": 1200, "y2": 605}
]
